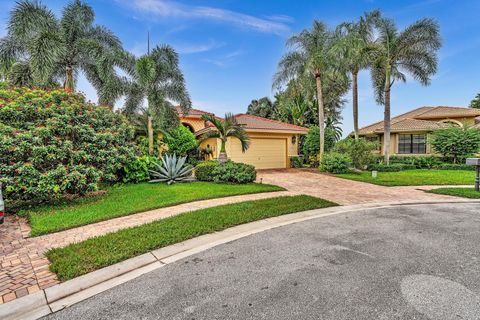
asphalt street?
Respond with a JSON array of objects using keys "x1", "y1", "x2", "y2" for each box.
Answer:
[{"x1": 43, "y1": 203, "x2": 480, "y2": 320}]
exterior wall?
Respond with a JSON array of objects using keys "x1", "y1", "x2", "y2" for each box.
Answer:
[
  {"x1": 435, "y1": 117, "x2": 475, "y2": 126},
  {"x1": 375, "y1": 131, "x2": 433, "y2": 156},
  {"x1": 180, "y1": 117, "x2": 206, "y2": 132}
]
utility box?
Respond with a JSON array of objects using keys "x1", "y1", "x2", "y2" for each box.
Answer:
[{"x1": 466, "y1": 158, "x2": 480, "y2": 192}]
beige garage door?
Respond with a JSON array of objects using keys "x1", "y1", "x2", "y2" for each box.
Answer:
[{"x1": 229, "y1": 138, "x2": 287, "y2": 169}]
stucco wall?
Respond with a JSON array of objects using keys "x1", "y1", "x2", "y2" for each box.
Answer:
[{"x1": 180, "y1": 117, "x2": 205, "y2": 132}]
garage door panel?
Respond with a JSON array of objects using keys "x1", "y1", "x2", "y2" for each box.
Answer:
[{"x1": 229, "y1": 138, "x2": 286, "y2": 169}]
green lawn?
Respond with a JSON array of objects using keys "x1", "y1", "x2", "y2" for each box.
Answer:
[
  {"x1": 426, "y1": 187, "x2": 480, "y2": 198},
  {"x1": 24, "y1": 182, "x2": 284, "y2": 236},
  {"x1": 46, "y1": 195, "x2": 337, "y2": 281},
  {"x1": 336, "y1": 170, "x2": 475, "y2": 186}
]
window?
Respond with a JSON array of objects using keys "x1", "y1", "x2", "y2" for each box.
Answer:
[{"x1": 398, "y1": 134, "x2": 426, "y2": 154}]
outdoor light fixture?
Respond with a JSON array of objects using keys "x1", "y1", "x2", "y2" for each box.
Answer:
[
  {"x1": 292, "y1": 136, "x2": 297, "y2": 144},
  {"x1": 466, "y1": 158, "x2": 480, "y2": 192}
]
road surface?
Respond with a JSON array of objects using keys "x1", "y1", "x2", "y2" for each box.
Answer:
[{"x1": 43, "y1": 203, "x2": 480, "y2": 320}]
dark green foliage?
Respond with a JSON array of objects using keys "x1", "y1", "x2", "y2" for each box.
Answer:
[
  {"x1": 246, "y1": 97, "x2": 276, "y2": 118},
  {"x1": 369, "y1": 163, "x2": 416, "y2": 172},
  {"x1": 320, "y1": 152, "x2": 352, "y2": 174},
  {"x1": 430, "y1": 127, "x2": 480, "y2": 163},
  {"x1": 469, "y1": 93, "x2": 480, "y2": 109},
  {"x1": 211, "y1": 161, "x2": 257, "y2": 184},
  {"x1": 46, "y1": 195, "x2": 337, "y2": 280},
  {"x1": 388, "y1": 155, "x2": 443, "y2": 169},
  {"x1": 194, "y1": 161, "x2": 220, "y2": 182},
  {"x1": 122, "y1": 156, "x2": 158, "y2": 183},
  {"x1": 303, "y1": 126, "x2": 337, "y2": 165},
  {"x1": 164, "y1": 125, "x2": 198, "y2": 157},
  {"x1": 289, "y1": 156, "x2": 304, "y2": 168},
  {"x1": 0, "y1": 88, "x2": 135, "y2": 204},
  {"x1": 436, "y1": 163, "x2": 475, "y2": 171},
  {"x1": 333, "y1": 138, "x2": 377, "y2": 169}
]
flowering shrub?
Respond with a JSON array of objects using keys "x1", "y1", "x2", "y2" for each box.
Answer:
[{"x1": 0, "y1": 87, "x2": 136, "y2": 203}]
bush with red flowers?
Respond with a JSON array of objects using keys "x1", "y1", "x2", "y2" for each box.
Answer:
[{"x1": 0, "y1": 87, "x2": 136, "y2": 204}]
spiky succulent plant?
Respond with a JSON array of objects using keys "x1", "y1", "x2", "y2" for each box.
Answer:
[{"x1": 149, "y1": 154, "x2": 194, "y2": 185}]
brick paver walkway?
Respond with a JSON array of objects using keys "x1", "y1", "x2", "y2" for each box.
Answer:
[{"x1": 0, "y1": 170, "x2": 471, "y2": 304}]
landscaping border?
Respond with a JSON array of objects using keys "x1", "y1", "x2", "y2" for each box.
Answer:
[{"x1": 2, "y1": 200, "x2": 480, "y2": 320}]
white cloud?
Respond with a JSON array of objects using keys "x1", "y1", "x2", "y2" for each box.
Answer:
[
  {"x1": 174, "y1": 39, "x2": 225, "y2": 54},
  {"x1": 202, "y1": 50, "x2": 244, "y2": 67},
  {"x1": 126, "y1": 0, "x2": 291, "y2": 35}
]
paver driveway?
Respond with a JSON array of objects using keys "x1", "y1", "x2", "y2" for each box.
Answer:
[{"x1": 257, "y1": 169, "x2": 460, "y2": 205}]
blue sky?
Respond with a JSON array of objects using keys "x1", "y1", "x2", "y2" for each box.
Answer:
[{"x1": 1, "y1": 0, "x2": 480, "y2": 135}]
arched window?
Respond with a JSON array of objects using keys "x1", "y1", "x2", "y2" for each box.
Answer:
[
  {"x1": 438, "y1": 119, "x2": 462, "y2": 127},
  {"x1": 182, "y1": 122, "x2": 195, "y2": 133}
]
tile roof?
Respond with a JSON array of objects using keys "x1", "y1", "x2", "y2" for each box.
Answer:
[
  {"x1": 174, "y1": 106, "x2": 214, "y2": 117},
  {"x1": 359, "y1": 106, "x2": 480, "y2": 135},
  {"x1": 234, "y1": 114, "x2": 309, "y2": 133}
]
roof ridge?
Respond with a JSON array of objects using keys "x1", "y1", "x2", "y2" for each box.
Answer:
[
  {"x1": 358, "y1": 106, "x2": 434, "y2": 132},
  {"x1": 235, "y1": 113, "x2": 309, "y2": 130}
]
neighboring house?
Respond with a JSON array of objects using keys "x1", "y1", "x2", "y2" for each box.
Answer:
[
  {"x1": 358, "y1": 106, "x2": 480, "y2": 156},
  {"x1": 176, "y1": 107, "x2": 308, "y2": 169}
]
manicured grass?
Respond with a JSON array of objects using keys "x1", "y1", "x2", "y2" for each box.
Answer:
[
  {"x1": 426, "y1": 187, "x2": 480, "y2": 198},
  {"x1": 46, "y1": 195, "x2": 337, "y2": 281},
  {"x1": 336, "y1": 170, "x2": 475, "y2": 186},
  {"x1": 24, "y1": 182, "x2": 285, "y2": 236}
]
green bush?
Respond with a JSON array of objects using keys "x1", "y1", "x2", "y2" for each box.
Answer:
[
  {"x1": 303, "y1": 126, "x2": 337, "y2": 166},
  {"x1": 435, "y1": 163, "x2": 475, "y2": 171},
  {"x1": 0, "y1": 87, "x2": 136, "y2": 204},
  {"x1": 369, "y1": 163, "x2": 416, "y2": 172},
  {"x1": 289, "y1": 156, "x2": 303, "y2": 168},
  {"x1": 122, "y1": 155, "x2": 158, "y2": 183},
  {"x1": 194, "y1": 160, "x2": 220, "y2": 181},
  {"x1": 195, "y1": 160, "x2": 256, "y2": 183},
  {"x1": 389, "y1": 155, "x2": 443, "y2": 168},
  {"x1": 430, "y1": 126, "x2": 480, "y2": 163},
  {"x1": 165, "y1": 125, "x2": 198, "y2": 156},
  {"x1": 333, "y1": 138, "x2": 377, "y2": 169},
  {"x1": 320, "y1": 152, "x2": 352, "y2": 174},
  {"x1": 212, "y1": 161, "x2": 257, "y2": 184}
]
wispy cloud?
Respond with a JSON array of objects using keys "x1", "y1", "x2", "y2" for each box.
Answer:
[
  {"x1": 203, "y1": 50, "x2": 245, "y2": 67},
  {"x1": 126, "y1": 0, "x2": 291, "y2": 35},
  {"x1": 174, "y1": 39, "x2": 225, "y2": 54}
]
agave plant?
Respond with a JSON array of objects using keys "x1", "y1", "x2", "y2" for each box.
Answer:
[{"x1": 149, "y1": 154, "x2": 194, "y2": 185}]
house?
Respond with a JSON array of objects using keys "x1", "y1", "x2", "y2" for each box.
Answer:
[
  {"x1": 358, "y1": 106, "x2": 480, "y2": 156},
  {"x1": 176, "y1": 107, "x2": 308, "y2": 169}
]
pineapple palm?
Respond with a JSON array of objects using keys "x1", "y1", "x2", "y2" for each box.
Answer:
[{"x1": 200, "y1": 113, "x2": 250, "y2": 163}]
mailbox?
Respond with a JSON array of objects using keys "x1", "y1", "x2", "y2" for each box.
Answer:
[
  {"x1": 466, "y1": 158, "x2": 480, "y2": 166},
  {"x1": 466, "y1": 158, "x2": 480, "y2": 192}
]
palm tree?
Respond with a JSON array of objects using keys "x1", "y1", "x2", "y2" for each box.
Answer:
[
  {"x1": 274, "y1": 21, "x2": 335, "y2": 159},
  {"x1": 0, "y1": 0, "x2": 123, "y2": 101},
  {"x1": 246, "y1": 97, "x2": 276, "y2": 118},
  {"x1": 124, "y1": 45, "x2": 191, "y2": 155},
  {"x1": 371, "y1": 17, "x2": 441, "y2": 164},
  {"x1": 200, "y1": 113, "x2": 250, "y2": 163},
  {"x1": 335, "y1": 11, "x2": 379, "y2": 140}
]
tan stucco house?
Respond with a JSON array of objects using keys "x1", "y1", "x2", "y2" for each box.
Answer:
[
  {"x1": 358, "y1": 106, "x2": 480, "y2": 156},
  {"x1": 176, "y1": 107, "x2": 308, "y2": 169}
]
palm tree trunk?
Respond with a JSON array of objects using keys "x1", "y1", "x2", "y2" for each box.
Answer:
[
  {"x1": 352, "y1": 70, "x2": 359, "y2": 140},
  {"x1": 383, "y1": 67, "x2": 391, "y2": 165},
  {"x1": 65, "y1": 65, "x2": 74, "y2": 92},
  {"x1": 218, "y1": 139, "x2": 228, "y2": 163},
  {"x1": 148, "y1": 115, "x2": 154, "y2": 156},
  {"x1": 315, "y1": 70, "x2": 325, "y2": 159}
]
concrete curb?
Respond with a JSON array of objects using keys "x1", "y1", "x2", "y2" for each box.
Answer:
[{"x1": 1, "y1": 200, "x2": 479, "y2": 319}]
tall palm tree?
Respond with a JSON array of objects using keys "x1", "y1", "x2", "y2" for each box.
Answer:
[
  {"x1": 200, "y1": 113, "x2": 250, "y2": 163},
  {"x1": 273, "y1": 21, "x2": 335, "y2": 159},
  {"x1": 371, "y1": 17, "x2": 441, "y2": 164},
  {"x1": 124, "y1": 45, "x2": 191, "y2": 155},
  {"x1": 0, "y1": 0, "x2": 123, "y2": 101},
  {"x1": 335, "y1": 11, "x2": 379, "y2": 140}
]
